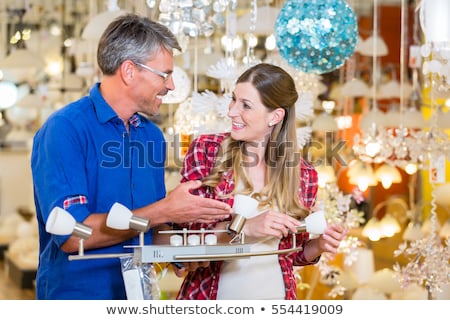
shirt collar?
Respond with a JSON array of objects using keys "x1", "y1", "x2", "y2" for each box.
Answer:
[{"x1": 89, "y1": 83, "x2": 144, "y2": 128}]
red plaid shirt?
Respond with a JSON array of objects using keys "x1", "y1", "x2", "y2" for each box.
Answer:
[{"x1": 176, "y1": 133, "x2": 319, "y2": 300}]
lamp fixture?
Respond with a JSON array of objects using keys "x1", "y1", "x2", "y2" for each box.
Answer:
[
  {"x1": 107, "y1": 202, "x2": 151, "y2": 246},
  {"x1": 45, "y1": 207, "x2": 92, "y2": 255},
  {"x1": 375, "y1": 163, "x2": 402, "y2": 189}
]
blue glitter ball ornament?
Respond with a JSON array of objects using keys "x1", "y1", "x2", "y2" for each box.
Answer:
[{"x1": 275, "y1": 0, "x2": 358, "y2": 74}]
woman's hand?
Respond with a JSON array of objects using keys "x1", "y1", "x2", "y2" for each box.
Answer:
[
  {"x1": 242, "y1": 210, "x2": 300, "y2": 239},
  {"x1": 303, "y1": 224, "x2": 347, "y2": 262},
  {"x1": 317, "y1": 224, "x2": 347, "y2": 254}
]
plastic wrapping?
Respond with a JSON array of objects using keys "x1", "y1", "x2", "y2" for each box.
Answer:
[{"x1": 120, "y1": 254, "x2": 161, "y2": 300}]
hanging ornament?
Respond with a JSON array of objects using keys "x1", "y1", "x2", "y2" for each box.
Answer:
[{"x1": 274, "y1": 0, "x2": 358, "y2": 74}]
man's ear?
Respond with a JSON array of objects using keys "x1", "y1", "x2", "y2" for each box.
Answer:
[{"x1": 120, "y1": 60, "x2": 135, "y2": 83}]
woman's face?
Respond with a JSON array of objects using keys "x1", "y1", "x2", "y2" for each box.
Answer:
[{"x1": 227, "y1": 82, "x2": 275, "y2": 145}]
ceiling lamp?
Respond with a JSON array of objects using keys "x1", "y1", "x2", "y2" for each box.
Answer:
[
  {"x1": 340, "y1": 78, "x2": 370, "y2": 97},
  {"x1": 375, "y1": 163, "x2": 402, "y2": 189},
  {"x1": 315, "y1": 165, "x2": 337, "y2": 188},
  {"x1": 347, "y1": 161, "x2": 377, "y2": 192},
  {"x1": 358, "y1": 35, "x2": 389, "y2": 57},
  {"x1": 81, "y1": 1, "x2": 128, "y2": 41},
  {"x1": 0, "y1": 81, "x2": 18, "y2": 110},
  {"x1": 311, "y1": 112, "x2": 338, "y2": 132}
]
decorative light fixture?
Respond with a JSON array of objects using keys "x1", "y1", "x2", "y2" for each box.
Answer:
[
  {"x1": 362, "y1": 198, "x2": 404, "y2": 241},
  {"x1": 107, "y1": 202, "x2": 151, "y2": 246},
  {"x1": 347, "y1": 160, "x2": 378, "y2": 192},
  {"x1": 45, "y1": 207, "x2": 92, "y2": 255},
  {"x1": 374, "y1": 163, "x2": 402, "y2": 189}
]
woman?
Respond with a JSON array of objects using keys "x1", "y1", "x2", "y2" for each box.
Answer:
[{"x1": 174, "y1": 63, "x2": 346, "y2": 300}]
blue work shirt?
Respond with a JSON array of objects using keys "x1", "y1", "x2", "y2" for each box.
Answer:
[{"x1": 31, "y1": 83, "x2": 166, "y2": 299}]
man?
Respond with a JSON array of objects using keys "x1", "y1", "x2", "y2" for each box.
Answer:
[{"x1": 31, "y1": 13, "x2": 231, "y2": 300}]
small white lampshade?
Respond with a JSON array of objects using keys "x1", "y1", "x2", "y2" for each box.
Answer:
[
  {"x1": 46, "y1": 207, "x2": 92, "y2": 240},
  {"x1": 204, "y1": 234, "x2": 218, "y2": 245},
  {"x1": 46, "y1": 207, "x2": 76, "y2": 235},
  {"x1": 304, "y1": 210, "x2": 327, "y2": 235},
  {"x1": 187, "y1": 234, "x2": 200, "y2": 246},
  {"x1": 0, "y1": 81, "x2": 18, "y2": 110},
  {"x1": 233, "y1": 194, "x2": 259, "y2": 218},
  {"x1": 170, "y1": 234, "x2": 183, "y2": 246},
  {"x1": 107, "y1": 202, "x2": 150, "y2": 232},
  {"x1": 420, "y1": 0, "x2": 450, "y2": 43},
  {"x1": 107, "y1": 202, "x2": 133, "y2": 230}
]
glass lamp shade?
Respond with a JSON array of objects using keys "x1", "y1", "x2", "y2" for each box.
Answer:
[
  {"x1": 435, "y1": 183, "x2": 450, "y2": 207},
  {"x1": 375, "y1": 164, "x2": 402, "y2": 189},
  {"x1": 107, "y1": 202, "x2": 133, "y2": 230},
  {"x1": 340, "y1": 78, "x2": 370, "y2": 97},
  {"x1": 315, "y1": 165, "x2": 337, "y2": 188},
  {"x1": 311, "y1": 112, "x2": 338, "y2": 132},
  {"x1": 299, "y1": 210, "x2": 327, "y2": 235},
  {"x1": 232, "y1": 194, "x2": 259, "y2": 218},
  {"x1": 358, "y1": 35, "x2": 389, "y2": 57},
  {"x1": 359, "y1": 108, "x2": 386, "y2": 134},
  {"x1": 46, "y1": 207, "x2": 92, "y2": 240},
  {"x1": 379, "y1": 213, "x2": 401, "y2": 237},
  {"x1": 403, "y1": 221, "x2": 425, "y2": 241},
  {"x1": 420, "y1": 0, "x2": 450, "y2": 43},
  {"x1": 107, "y1": 202, "x2": 150, "y2": 232},
  {"x1": 46, "y1": 207, "x2": 77, "y2": 235},
  {"x1": 348, "y1": 164, "x2": 378, "y2": 192},
  {"x1": 0, "y1": 81, "x2": 18, "y2": 110},
  {"x1": 402, "y1": 107, "x2": 426, "y2": 128},
  {"x1": 81, "y1": 10, "x2": 128, "y2": 41}
]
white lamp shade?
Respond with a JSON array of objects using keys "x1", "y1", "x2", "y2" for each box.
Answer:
[
  {"x1": 420, "y1": 0, "x2": 450, "y2": 43},
  {"x1": 107, "y1": 202, "x2": 133, "y2": 230},
  {"x1": 0, "y1": 48, "x2": 45, "y2": 70},
  {"x1": 359, "y1": 108, "x2": 386, "y2": 134},
  {"x1": 311, "y1": 112, "x2": 338, "y2": 132},
  {"x1": 375, "y1": 164, "x2": 402, "y2": 189},
  {"x1": 81, "y1": 10, "x2": 128, "y2": 41},
  {"x1": 402, "y1": 107, "x2": 426, "y2": 128},
  {"x1": 233, "y1": 194, "x2": 259, "y2": 218},
  {"x1": 0, "y1": 81, "x2": 18, "y2": 110},
  {"x1": 315, "y1": 165, "x2": 337, "y2": 188},
  {"x1": 358, "y1": 35, "x2": 389, "y2": 57},
  {"x1": 435, "y1": 183, "x2": 450, "y2": 207},
  {"x1": 403, "y1": 221, "x2": 425, "y2": 241},
  {"x1": 170, "y1": 234, "x2": 183, "y2": 246},
  {"x1": 340, "y1": 78, "x2": 370, "y2": 97},
  {"x1": 46, "y1": 207, "x2": 76, "y2": 235},
  {"x1": 304, "y1": 210, "x2": 327, "y2": 234}
]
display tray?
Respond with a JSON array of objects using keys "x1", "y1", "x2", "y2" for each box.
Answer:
[{"x1": 4, "y1": 252, "x2": 37, "y2": 289}]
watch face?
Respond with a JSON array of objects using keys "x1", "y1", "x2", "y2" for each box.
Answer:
[{"x1": 162, "y1": 66, "x2": 191, "y2": 104}]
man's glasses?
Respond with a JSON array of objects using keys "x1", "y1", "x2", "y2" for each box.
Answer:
[{"x1": 134, "y1": 62, "x2": 170, "y2": 81}]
